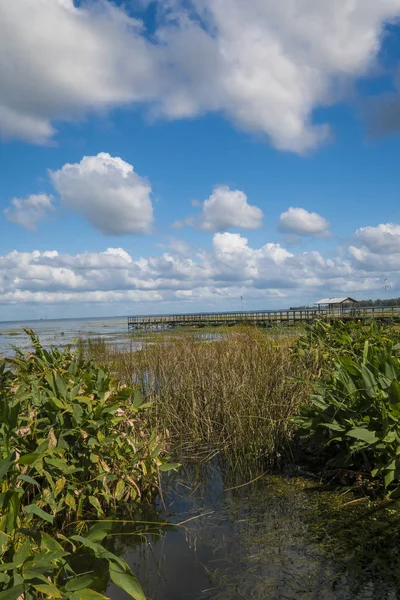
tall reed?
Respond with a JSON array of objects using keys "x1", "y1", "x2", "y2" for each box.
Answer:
[{"x1": 86, "y1": 328, "x2": 314, "y2": 466}]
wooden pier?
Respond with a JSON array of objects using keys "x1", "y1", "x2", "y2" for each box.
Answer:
[{"x1": 128, "y1": 306, "x2": 400, "y2": 331}]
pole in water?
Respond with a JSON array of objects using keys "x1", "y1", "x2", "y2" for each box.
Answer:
[{"x1": 240, "y1": 295, "x2": 244, "y2": 312}]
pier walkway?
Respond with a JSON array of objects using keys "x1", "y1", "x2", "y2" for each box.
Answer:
[{"x1": 128, "y1": 306, "x2": 400, "y2": 330}]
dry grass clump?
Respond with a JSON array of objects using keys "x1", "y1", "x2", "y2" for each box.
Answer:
[{"x1": 84, "y1": 328, "x2": 314, "y2": 465}]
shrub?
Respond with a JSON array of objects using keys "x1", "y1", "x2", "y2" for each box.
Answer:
[
  {"x1": 295, "y1": 319, "x2": 400, "y2": 371},
  {"x1": 296, "y1": 339, "x2": 400, "y2": 489},
  {"x1": 0, "y1": 331, "x2": 176, "y2": 599}
]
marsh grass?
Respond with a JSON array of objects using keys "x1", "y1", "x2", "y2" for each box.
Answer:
[{"x1": 84, "y1": 328, "x2": 314, "y2": 467}]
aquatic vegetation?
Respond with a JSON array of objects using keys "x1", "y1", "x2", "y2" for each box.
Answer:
[
  {"x1": 296, "y1": 337, "x2": 400, "y2": 489},
  {"x1": 85, "y1": 328, "x2": 315, "y2": 467},
  {"x1": 0, "y1": 331, "x2": 177, "y2": 599},
  {"x1": 295, "y1": 319, "x2": 400, "y2": 375}
]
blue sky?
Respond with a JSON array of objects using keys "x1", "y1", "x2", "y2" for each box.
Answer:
[{"x1": 2, "y1": 0, "x2": 400, "y2": 320}]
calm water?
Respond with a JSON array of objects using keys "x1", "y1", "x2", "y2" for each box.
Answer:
[
  {"x1": 0, "y1": 316, "x2": 222, "y2": 357},
  {"x1": 0, "y1": 315, "x2": 132, "y2": 356},
  {"x1": 105, "y1": 462, "x2": 400, "y2": 600}
]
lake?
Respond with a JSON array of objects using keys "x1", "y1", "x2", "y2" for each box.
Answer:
[
  {"x1": 105, "y1": 461, "x2": 400, "y2": 600},
  {"x1": 0, "y1": 315, "x2": 132, "y2": 357}
]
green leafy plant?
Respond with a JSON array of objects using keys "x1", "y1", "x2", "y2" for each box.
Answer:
[
  {"x1": 295, "y1": 319, "x2": 400, "y2": 372},
  {"x1": 296, "y1": 339, "x2": 400, "y2": 489},
  {"x1": 0, "y1": 331, "x2": 178, "y2": 598}
]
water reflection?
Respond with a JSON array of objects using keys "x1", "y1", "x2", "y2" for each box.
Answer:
[{"x1": 106, "y1": 463, "x2": 400, "y2": 600}]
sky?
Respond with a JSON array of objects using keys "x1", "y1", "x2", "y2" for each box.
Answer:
[{"x1": 2, "y1": 0, "x2": 400, "y2": 320}]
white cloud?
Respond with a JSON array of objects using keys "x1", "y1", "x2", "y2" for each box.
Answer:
[
  {"x1": 168, "y1": 238, "x2": 191, "y2": 255},
  {"x1": 2, "y1": 224, "x2": 399, "y2": 312},
  {"x1": 279, "y1": 207, "x2": 330, "y2": 236},
  {"x1": 50, "y1": 153, "x2": 153, "y2": 235},
  {"x1": 2, "y1": 0, "x2": 400, "y2": 151},
  {"x1": 4, "y1": 194, "x2": 55, "y2": 231},
  {"x1": 177, "y1": 186, "x2": 263, "y2": 231},
  {"x1": 0, "y1": 0, "x2": 157, "y2": 144},
  {"x1": 349, "y1": 223, "x2": 400, "y2": 272},
  {"x1": 354, "y1": 223, "x2": 400, "y2": 254}
]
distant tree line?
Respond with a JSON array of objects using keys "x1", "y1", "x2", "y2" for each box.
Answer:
[
  {"x1": 290, "y1": 298, "x2": 400, "y2": 310},
  {"x1": 356, "y1": 298, "x2": 400, "y2": 307}
]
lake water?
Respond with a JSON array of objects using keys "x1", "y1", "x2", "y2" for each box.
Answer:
[
  {"x1": 0, "y1": 316, "x2": 223, "y2": 357},
  {"x1": 0, "y1": 315, "x2": 132, "y2": 357},
  {"x1": 105, "y1": 462, "x2": 400, "y2": 600}
]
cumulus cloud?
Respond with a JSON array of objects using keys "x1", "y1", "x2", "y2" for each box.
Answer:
[
  {"x1": 279, "y1": 207, "x2": 330, "y2": 236},
  {"x1": 1, "y1": 228, "x2": 393, "y2": 311},
  {"x1": 2, "y1": 0, "x2": 400, "y2": 151},
  {"x1": 0, "y1": 0, "x2": 157, "y2": 144},
  {"x1": 354, "y1": 223, "x2": 400, "y2": 253},
  {"x1": 4, "y1": 194, "x2": 55, "y2": 231},
  {"x1": 50, "y1": 153, "x2": 153, "y2": 235},
  {"x1": 349, "y1": 223, "x2": 400, "y2": 271},
  {"x1": 177, "y1": 186, "x2": 263, "y2": 231}
]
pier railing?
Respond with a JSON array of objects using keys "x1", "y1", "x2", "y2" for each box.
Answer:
[{"x1": 128, "y1": 306, "x2": 400, "y2": 330}]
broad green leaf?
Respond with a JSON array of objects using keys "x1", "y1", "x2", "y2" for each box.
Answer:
[
  {"x1": 65, "y1": 576, "x2": 94, "y2": 592},
  {"x1": 0, "y1": 531, "x2": 8, "y2": 548},
  {"x1": 53, "y1": 477, "x2": 66, "y2": 498},
  {"x1": 159, "y1": 463, "x2": 180, "y2": 472},
  {"x1": 0, "y1": 564, "x2": 16, "y2": 573},
  {"x1": 19, "y1": 453, "x2": 41, "y2": 466},
  {"x1": 85, "y1": 520, "x2": 114, "y2": 543},
  {"x1": 23, "y1": 568, "x2": 57, "y2": 582},
  {"x1": 13, "y1": 539, "x2": 31, "y2": 567},
  {"x1": 109, "y1": 561, "x2": 146, "y2": 600},
  {"x1": 0, "y1": 453, "x2": 16, "y2": 481},
  {"x1": 132, "y1": 390, "x2": 143, "y2": 410},
  {"x1": 18, "y1": 474, "x2": 40, "y2": 487},
  {"x1": 70, "y1": 536, "x2": 125, "y2": 569},
  {"x1": 32, "y1": 583, "x2": 62, "y2": 598},
  {"x1": 65, "y1": 494, "x2": 76, "y2": 512},
  {"x1": 73, "y1": 403, "x2": 83, "y2": 425},
  {"x1": 346, "y1": 428, "x2": 378, "y2": 445},
  {"x1": 55, "y1": 372, "x2": 68, "y2": 401},
  {"x1": 138, "y1": 402, "x2": 154, "y2": 411},
  {"x1": 320, "y1": 422, "x2": 345, "y2": 432},
  {"x1": 385, "y1": 361, "x2": 398, "y2": 382},
  {"x1": 68, "y1": 590, "x2": 108, "y2": 600},
  {"x1": 0, "y1": 585, "x2": 25, "y2": 600},
  {"x1": 361, "y1": 364, "x2": 378, "y2": 398},
  {"x1": 88, "y1": 496, "x2": 104, "y2": 515},
  {"x1": 386, "y1": 459, "x2": 397, "y2": 471},
  {"x1": 384, "y1": 469, "x2": 396, "y2": 488},
  {"x1": 362, "y1": 340, "x2": 369, "y2": 364},
  {"x1": 389, "y1": 380, "x2": 400, "y2": 406},
  {"x1": 24, "y1": 503, "x2": 54, "y2": 524},
  {"x1": 45, "y1": 456, "x2": 69, "y2": 472},
  {"x1": 115, "y1": 480, "x2": 125, "y2": 501},
  {"x1": 40, "y1": 532, "x2": 64, "y2": 553},
  {"x1": 383, "y1": 432, "x2": 397, "y2": 443}
]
